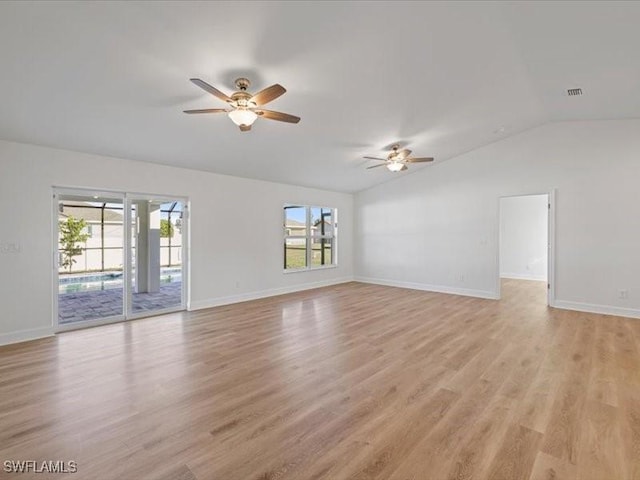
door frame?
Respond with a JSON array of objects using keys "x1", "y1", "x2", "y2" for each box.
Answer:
[
  {"x1": 125, "y1": 193, "x2": 189, "y2": 320},
  {"x1": 52, "y1": 186, "x2": 190, "y2": 332},
  {"x1": 495, "y1": 189, "x2": 556, "y2": 306}
]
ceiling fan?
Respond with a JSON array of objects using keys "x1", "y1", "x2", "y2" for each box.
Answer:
[
  {"x1": 184, "y1": 77, "x2": 300, "y2": 132},
  {"x1": 364, "y1": 144, "x2": 434, "y2": 172}
]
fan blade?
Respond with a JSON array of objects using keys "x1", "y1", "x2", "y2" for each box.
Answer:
[
  {"x1": 190, "y1": 78, "x2": 233, "y2": 103},
  {"x1": 363, "y1": 156, "x2": 388, "y2": 161},
  {"x1": 183, "y1": 108, "x2": 229, "y2": 114},
  {"x1": 366, "y1": 163, "x2": 388, "y2": 169},
  {"x1": 396, "y1": 149, "x2": 412, "y2": 160},
  {"x1": 406, "y1": 157, "x2": 434, "y2": 163},
  {"x1": 239, "y1": 124, "x2": 252, "y2": 132},
  {"x1": 251, "y1": 84, "x2": 286, "y2": 106},
  {"x1": 255, "y1": 109, "x2": 300, "y2": 123}
]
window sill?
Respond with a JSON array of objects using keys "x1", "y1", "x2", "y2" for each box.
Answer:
[{"x1": 283, "y1": 265, "x2": 338, "y2": 274}]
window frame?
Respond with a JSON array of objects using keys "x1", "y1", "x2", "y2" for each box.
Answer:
[{"x1": 283, "y1": 204, "x2": 337, "y2": 272}]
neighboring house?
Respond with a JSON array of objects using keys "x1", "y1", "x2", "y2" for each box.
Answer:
[
  {"x1": 284, "y1": 219, "x2": 306, "y2": 245},
  {"x1": 284, "y1": 219, "x2": 306, "y2": 236},
  {"x1": 312, "y1": 220, "x2": 334, "y2": 237},
  {"x1": 285, "y1": 219, "x2": 334, "y2": 237}
]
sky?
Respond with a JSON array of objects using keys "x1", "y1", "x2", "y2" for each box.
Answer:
[{"x1": 285, "y1": 206, "x2": 332, "y2": 224}]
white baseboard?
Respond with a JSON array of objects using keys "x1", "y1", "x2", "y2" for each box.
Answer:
[
  {"x1": 189, "y1": 276, "x2": 354, "y2": 311},
  {"x1": 553, "y1": 300, "x2": 640, "y2": 319},
  {"x1": 354, "y1": 276, "x2": 499, "y2": 300},
  {"x1": 0, "y1": 326, "x2": 54, "y2": 347},
  {"x1": 500, "y1": 273, "x2": 547, "y2": 282}
]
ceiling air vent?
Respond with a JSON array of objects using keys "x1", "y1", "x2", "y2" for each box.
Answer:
[{"x1": 567, "y1": 88, "x2": 583, "y2": 96}]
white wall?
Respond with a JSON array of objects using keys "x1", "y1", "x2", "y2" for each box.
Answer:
[
  {"x1": 0, "y1": 140, "x2": 354, "y2": 344},
  {"x1": 355, "y1": 120, "x2": 640, "y2": 318},
  {"x1": 499, "y1": 194, "x2": 548, "y2": 281}
]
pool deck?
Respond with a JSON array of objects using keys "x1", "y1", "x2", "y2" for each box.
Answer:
[{"x1": 58, "y1": 281, "x2": 182, "y2": 324}]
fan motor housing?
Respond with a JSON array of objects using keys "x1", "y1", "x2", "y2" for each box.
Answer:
[{"x1": 235, "y1": 77, "x2": 251, "y2": 90}]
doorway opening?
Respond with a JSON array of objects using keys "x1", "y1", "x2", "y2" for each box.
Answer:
[
  {"x1": 53, "y1": 188, "x2": 188, "y2": 330},
  {"x1": 498, "y1": 193, "x2": 554, "y2": 305}
]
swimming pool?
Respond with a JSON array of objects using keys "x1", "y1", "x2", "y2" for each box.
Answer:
[{"x1": 59, "y1": 269, "x2": 182, "y2": 294}]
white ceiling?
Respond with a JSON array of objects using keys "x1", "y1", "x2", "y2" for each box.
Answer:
[{"x1": 0, "y1": 1, "x2": 639, "y2": 193}]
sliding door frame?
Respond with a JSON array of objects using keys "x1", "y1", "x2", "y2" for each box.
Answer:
[
  {"x1": 52, "y1": 186, "x2": 189, "y2": 332},
  {"x1": 125, "y1": 193, "x2": 189, "y2": 320},
  {"x1": 53, "y1": 187, "x2": 127, "y2": 331}
]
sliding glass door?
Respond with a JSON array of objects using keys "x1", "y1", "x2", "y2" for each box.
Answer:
[
  {"x1": 54, "y1": 189, "x2": 187, "y2": 329},
  {"x1": 128, "y1": 197, "x2": 185, "y2": 317},
  {"x1": 55, "y1": 192, "x2": 125, "y2": 325}
]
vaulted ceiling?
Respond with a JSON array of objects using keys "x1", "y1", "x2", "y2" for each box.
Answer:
[{"x1": 0, "y1": 1, "x2": 638, "y2": 192}]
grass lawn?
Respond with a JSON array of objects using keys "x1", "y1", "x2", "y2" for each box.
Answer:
[{"x1": 285, "y1": 246, "x2": 332, "y2": 269}]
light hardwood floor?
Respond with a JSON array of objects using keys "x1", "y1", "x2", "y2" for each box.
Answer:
[{"x1": 1, "y1": 280, "x2": 639, "y2": 480}]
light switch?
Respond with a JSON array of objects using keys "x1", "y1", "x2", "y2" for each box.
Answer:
[{"x1": 0, "y1": 242, "x2": 21, "y2": 254}]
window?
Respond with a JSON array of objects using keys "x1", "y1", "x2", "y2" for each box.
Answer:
[{"x1": 284, "y1": 205, "x2": 337, "y2": 270}]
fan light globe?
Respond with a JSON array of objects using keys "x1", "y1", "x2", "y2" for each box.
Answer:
[
  {"x1": 228, "y1": 109, "x2": 258, "y2": 127},
  {"x1": 387, "y1": 162, "x2": 404, "y2": 172}
]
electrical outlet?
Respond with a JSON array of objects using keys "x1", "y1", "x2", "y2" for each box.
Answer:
[{"x1": 619, "y1": 289, "x2": 628, "y2": 300}]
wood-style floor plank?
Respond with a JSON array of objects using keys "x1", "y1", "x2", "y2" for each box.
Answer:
[{"x1": 0, "y1": 279, "x2": 639, "y2": 479}]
